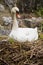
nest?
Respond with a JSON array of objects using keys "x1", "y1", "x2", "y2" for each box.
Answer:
[{"x1": 0, "y1": 40, "x2": 43, "y2": 65}]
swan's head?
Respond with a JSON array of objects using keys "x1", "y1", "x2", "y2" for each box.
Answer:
[
  {"x1": 11, "y1": 7, "x2": 21, "y2": 18},
  {"x1": 11, "y1": 7, "x2": 19, "y2": 13}
]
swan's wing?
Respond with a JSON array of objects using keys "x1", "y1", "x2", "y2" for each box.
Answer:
[{"x1": 9, "y1": 28, "x2": 38, "y2": 42}]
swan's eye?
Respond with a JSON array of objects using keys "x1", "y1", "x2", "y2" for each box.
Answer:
[{"x1": 16, "y1": 11, "x2": 19, "y2": 13}]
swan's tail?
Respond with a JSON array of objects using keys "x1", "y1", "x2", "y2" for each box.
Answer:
[
  {"x1": 35, "y1": 27, "x2": 38, "y2": 32},
  {"x1": 34, "y1": 27, "x2": 38, "y2": 40}
]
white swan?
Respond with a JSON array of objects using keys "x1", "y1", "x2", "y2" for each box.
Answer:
[{"x1": 9, "y1": 7, "x2": 38, "y2": 42}]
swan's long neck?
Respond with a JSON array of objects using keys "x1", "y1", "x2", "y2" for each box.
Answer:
[{"x1": 12, "y1": 13, "x2": 18, "y2": 30}]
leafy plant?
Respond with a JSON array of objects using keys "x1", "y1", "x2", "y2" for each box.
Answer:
[{"x1": 35, "y1": 7, "x2": 43, "y2": 17}]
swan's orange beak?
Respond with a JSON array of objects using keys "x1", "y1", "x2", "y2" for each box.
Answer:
[{"x1": 16, "y1": 13, "x2": 21, "y2": 18}]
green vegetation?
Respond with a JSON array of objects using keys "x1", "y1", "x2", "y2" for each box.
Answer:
[
  {"x1": 39, "y1": 33, "x2": 43, "y2": 39},
  {"x1": 35, "y1": 7, "x2": 43, "y2": 17},
  {"x1": 8, "y1": 38, "x2": 14, "y2": 43},
  {"x1": 40, "y1": 21, "x2": 43, "y2": 32}
]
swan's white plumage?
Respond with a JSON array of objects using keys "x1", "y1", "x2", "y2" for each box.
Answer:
[
  {"x1": 9, "y1": 7, "x2": 38, "y2": 42},
  {"x1": 9, "y1": 27, "x2": 38, "y2": 42}
]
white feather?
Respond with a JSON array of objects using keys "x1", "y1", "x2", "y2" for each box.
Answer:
[{"x1": 9, "y1": 7, "x2": 38, "y2": 42}]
